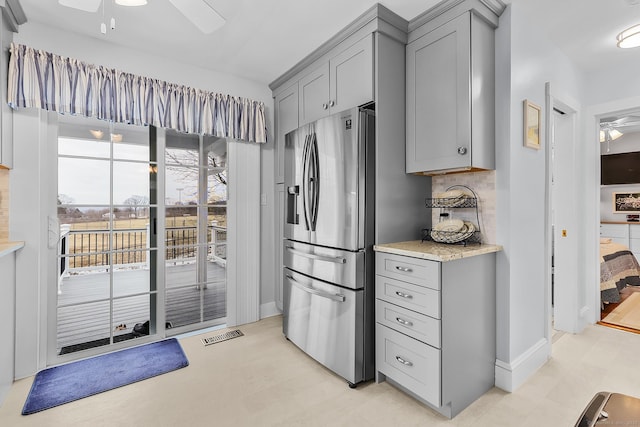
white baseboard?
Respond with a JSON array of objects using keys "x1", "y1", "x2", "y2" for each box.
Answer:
[
  {"x1": 260, "y1": 301, "x2": 281, "y2": 319},
  {"x1": 495, "y1": 338, "x2": 550, "y2": 392}
]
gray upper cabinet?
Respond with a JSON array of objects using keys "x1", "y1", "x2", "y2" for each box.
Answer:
[
  {"x1": 274, "y1": 83, "x2": 298, "y2": 184},
  {"x1": 406, "y1": 11, "x2": 495, "y2": 174},
  {"x1": 299, "y1": 34, "x2": 374, "y2": 126}
]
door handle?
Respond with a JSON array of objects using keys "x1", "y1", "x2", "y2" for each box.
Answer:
[
  {"x1": 286, "y1": 274, "x2": 346, "y2": 302},
  {"x1": 309, "y1": 133, "x2": 320, "y2": 231},
  {"x1": 285, "y1": 246, "x2": 346, "y2": 264},
  {"x1": 301, "y1": 134, "x2": 311, "y2": 231}
]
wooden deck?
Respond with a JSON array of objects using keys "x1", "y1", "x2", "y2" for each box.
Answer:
[{"x1": 57, "y1": 262, "x2": 226, "y2": 353}]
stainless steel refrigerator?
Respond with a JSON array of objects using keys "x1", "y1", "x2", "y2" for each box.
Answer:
[{"x1": 283, "y1": 107, "x2": 375, "y2": 387}]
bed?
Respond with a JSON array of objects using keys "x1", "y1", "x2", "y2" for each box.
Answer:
[{"x1": 600, "y1": 238, "x2": 640, "y2": 304}]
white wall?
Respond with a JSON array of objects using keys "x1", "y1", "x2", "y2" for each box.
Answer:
[
  {"x1": 10, "y1": 22, "x2": 277, "y2": 377},
  {"x1": 494, "y1": 2, "x2": 586, "y2": 391}
]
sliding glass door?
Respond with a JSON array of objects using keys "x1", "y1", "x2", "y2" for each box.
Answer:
[
  {"x1": 164, "y1": 132, "x2": 227, "y2": 332},
  {"x1": 55, "y1": 115, "x2": 158, "y2": 356}
]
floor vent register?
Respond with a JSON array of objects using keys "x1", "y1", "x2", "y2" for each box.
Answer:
[{"x1": 201, "y1": 329, "x2": 244, "y2": 346}]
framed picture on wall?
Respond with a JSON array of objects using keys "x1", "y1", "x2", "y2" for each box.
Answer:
[
  {"x1": 523, "y1": 99, "x2": 541, "y2": 150},
  {"x1": 613, "y1": 192, "x2": 640, "y2": 213}
]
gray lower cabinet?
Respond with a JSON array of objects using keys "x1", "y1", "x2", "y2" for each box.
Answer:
[
  {"x1": 374, "y1": 250, "x2": 496, "y2": 419},
  {"x1": 406, "y1": 10, "x2": 495, "y2": 174},
  {"x1": 275, "y1": 183, "x2": 285, "y2": 311},
  {"x1": 0, "y1": 250, "x2": 16, "y2": 405}
]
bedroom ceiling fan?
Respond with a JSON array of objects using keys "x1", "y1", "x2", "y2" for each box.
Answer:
[
  {"x1": 599, "y1": 114, "x2": 640, "y2": 149},
  {"x1": 58, "y1": 0, "x2": 226, "y2": 34}
]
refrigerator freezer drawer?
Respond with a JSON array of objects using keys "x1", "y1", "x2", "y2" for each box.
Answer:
[
  {"x1": 284, "y1": 240, "x2": 365, "y2": 289},
  {"x1": 283, "y1": 268, "x2": 365, "y2": 384}
]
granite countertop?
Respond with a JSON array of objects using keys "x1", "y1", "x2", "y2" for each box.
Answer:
[
  {"x1": 0, "y1": 241, "x2": 24, "y2": 258},
  {"x1": 374, "y1": 240, "x2": 502, "y2": 262}
]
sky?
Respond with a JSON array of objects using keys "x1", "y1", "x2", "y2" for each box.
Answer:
[{"x1": 58, "y1": 137, "x2": 226, "y2": 208}]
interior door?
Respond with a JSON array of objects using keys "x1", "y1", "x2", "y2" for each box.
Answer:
[{"x1": 551, "y1": 107, "x2": 580, "y2": 332}]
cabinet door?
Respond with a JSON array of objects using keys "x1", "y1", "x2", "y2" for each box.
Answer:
[
  {"x1": 299, "y1": 63, "x2": 330, "y2": 125},
  {"x1": 275, "y1": 183, "x2": 285, "y2": 311},
  {"x1": 406, "y1": 13, "x2": 470, "y2": 173},
  {"x1": 274, "y1": 83, "x2": 298, "y2": 184},
  {"x1": 330, "y1": 34, "x2": 374, "y2": 113}
]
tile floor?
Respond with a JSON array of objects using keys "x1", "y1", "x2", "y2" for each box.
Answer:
[{"x1": 1, "y1": 315, "x2": 639, "y2": 426}]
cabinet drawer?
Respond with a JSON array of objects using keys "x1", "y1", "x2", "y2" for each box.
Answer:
[
  {"x1": 376, "y1": 324, "x2": 441, "y2": 407},
  {"x1": 630, "y1": 239, "x2": 640, "y2": 254},
  {"x1": 376, "y1": 299, "x2": 440, "y2": 348},
  {"x1": 631, "y1": 224, "x2": 640, "y2": 239},
  {"x1": 376, "y1": 274, "x2": 440, "y2": 318},
  {"x1": 600, "y1": 224, "x2": 629, "y2": 239},
  {"x1": 375, "y1": 252, "x2": 440, "y2": 290}
]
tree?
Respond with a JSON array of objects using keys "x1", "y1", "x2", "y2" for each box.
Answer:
[
  {"x1": 166, "y1": 146, "x2": 227, "y2": 204},
  {"x1": 123, "y1": 195, "x2": 149, "y2": 218}
]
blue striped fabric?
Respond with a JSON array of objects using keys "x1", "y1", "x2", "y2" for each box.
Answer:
[{"x1": 7, "y1": 43, "x2": 267, "y2": 143}]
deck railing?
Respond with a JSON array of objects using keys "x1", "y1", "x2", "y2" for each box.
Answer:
[{"x1": 60, "y1": 223, "x2": 227, "y2": 270}]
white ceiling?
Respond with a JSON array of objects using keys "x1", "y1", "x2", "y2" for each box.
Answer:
[{"x1": 16, "y1": 0, "x2": 640, "y2": 86}]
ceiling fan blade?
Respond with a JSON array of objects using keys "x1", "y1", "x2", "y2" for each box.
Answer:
[
  {"x1": 58, "y1": 0, "x2": 102, "y2": 13},
  {"x1": 169, "y1": 0, "x2": 226, "y2": 34}
]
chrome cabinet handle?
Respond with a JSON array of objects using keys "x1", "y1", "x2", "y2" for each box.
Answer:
[
  {"x1": 457, "y1": 146, "x2": 467, "y2": 155},
  {"x1": 395, "y1": 266, "x2": 412, "y2": 273},
  {"x1": 395, "y1": 291, "x2": 413, "y2": 299},
  {"x1": 329, "y1": 100, "x2": 335, "y2": 107},
  {"x1": 285, "y1": 246, "x2": 346, "y2": 264},
  {"x1": 396, "y1": 317, "x2": 413, "y2": 327},
  {"x1": 322, "y1": 103, "x2": 328, "y2": 110},
  {"x1": 396, "y1": 356, "x2": 413, "y2": 367}
]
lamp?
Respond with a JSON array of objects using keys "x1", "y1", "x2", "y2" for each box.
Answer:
[
  {"x1": 115, "y1": 0, "x2": 147, "y2": 6},
  {"x1": 617, "y1": 24, "x2": 640, "y2": 48}
]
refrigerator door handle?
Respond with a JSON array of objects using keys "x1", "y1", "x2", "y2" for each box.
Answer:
[
  {"x1": 286, "y1": 274, "x2": 346, "y2": 302},
  {"x1": 285, "y1": 246, "x2": 347, "y2": 264},
  {"x1": 309, "y1": 133, "x2": 320, "y2": 231},
  {"x1": 301, "y1": 134, "x2": 311, "y2": 231}
]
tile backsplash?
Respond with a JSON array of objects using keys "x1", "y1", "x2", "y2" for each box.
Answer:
[
  {"x1": 430, "y1": 170, "x2": 496, "y2": 244},
  {"x1": 0, "y1": 169, "x2": 8, "y2": 241}
]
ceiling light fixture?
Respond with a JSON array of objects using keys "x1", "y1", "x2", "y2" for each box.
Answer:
[
  {"x1": 90, "y1": 129, "x2": 104, "y2": 139},
  {"x1": 115, "y1": 0, "x2": 147, "y2": 6},
  {"x1": 617, "y1": 24, "x2": 640, "y2": 48}
]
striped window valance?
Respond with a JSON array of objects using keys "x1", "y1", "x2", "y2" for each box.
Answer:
[{"x1": 7, "y1": 43, "x2": 267, "y2": 143}]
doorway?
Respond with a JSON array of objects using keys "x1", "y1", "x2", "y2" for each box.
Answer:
[
  {"x1": 51, "y1": 116, "x2": 228, "y2": 362},
  {"x1": 54, "y1": 115, "x2": 159, "y2": 358},
  {"x1": 164, "y1": 131, "x2": 228, "y2": 333}
]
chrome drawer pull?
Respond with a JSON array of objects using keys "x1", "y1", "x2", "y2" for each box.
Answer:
[
  {"x1": 395, "y1": 291, "x2": 413, "y2": 299},
  {"x1": 396, "y1": 317, "x2": 413, "y2": 327},
  {"x1": 395, "y1": 266, "x2": 412, "y2": 273},
  {"x1": 395, "y1": 356, "x2": 413, "y2": 367}
]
